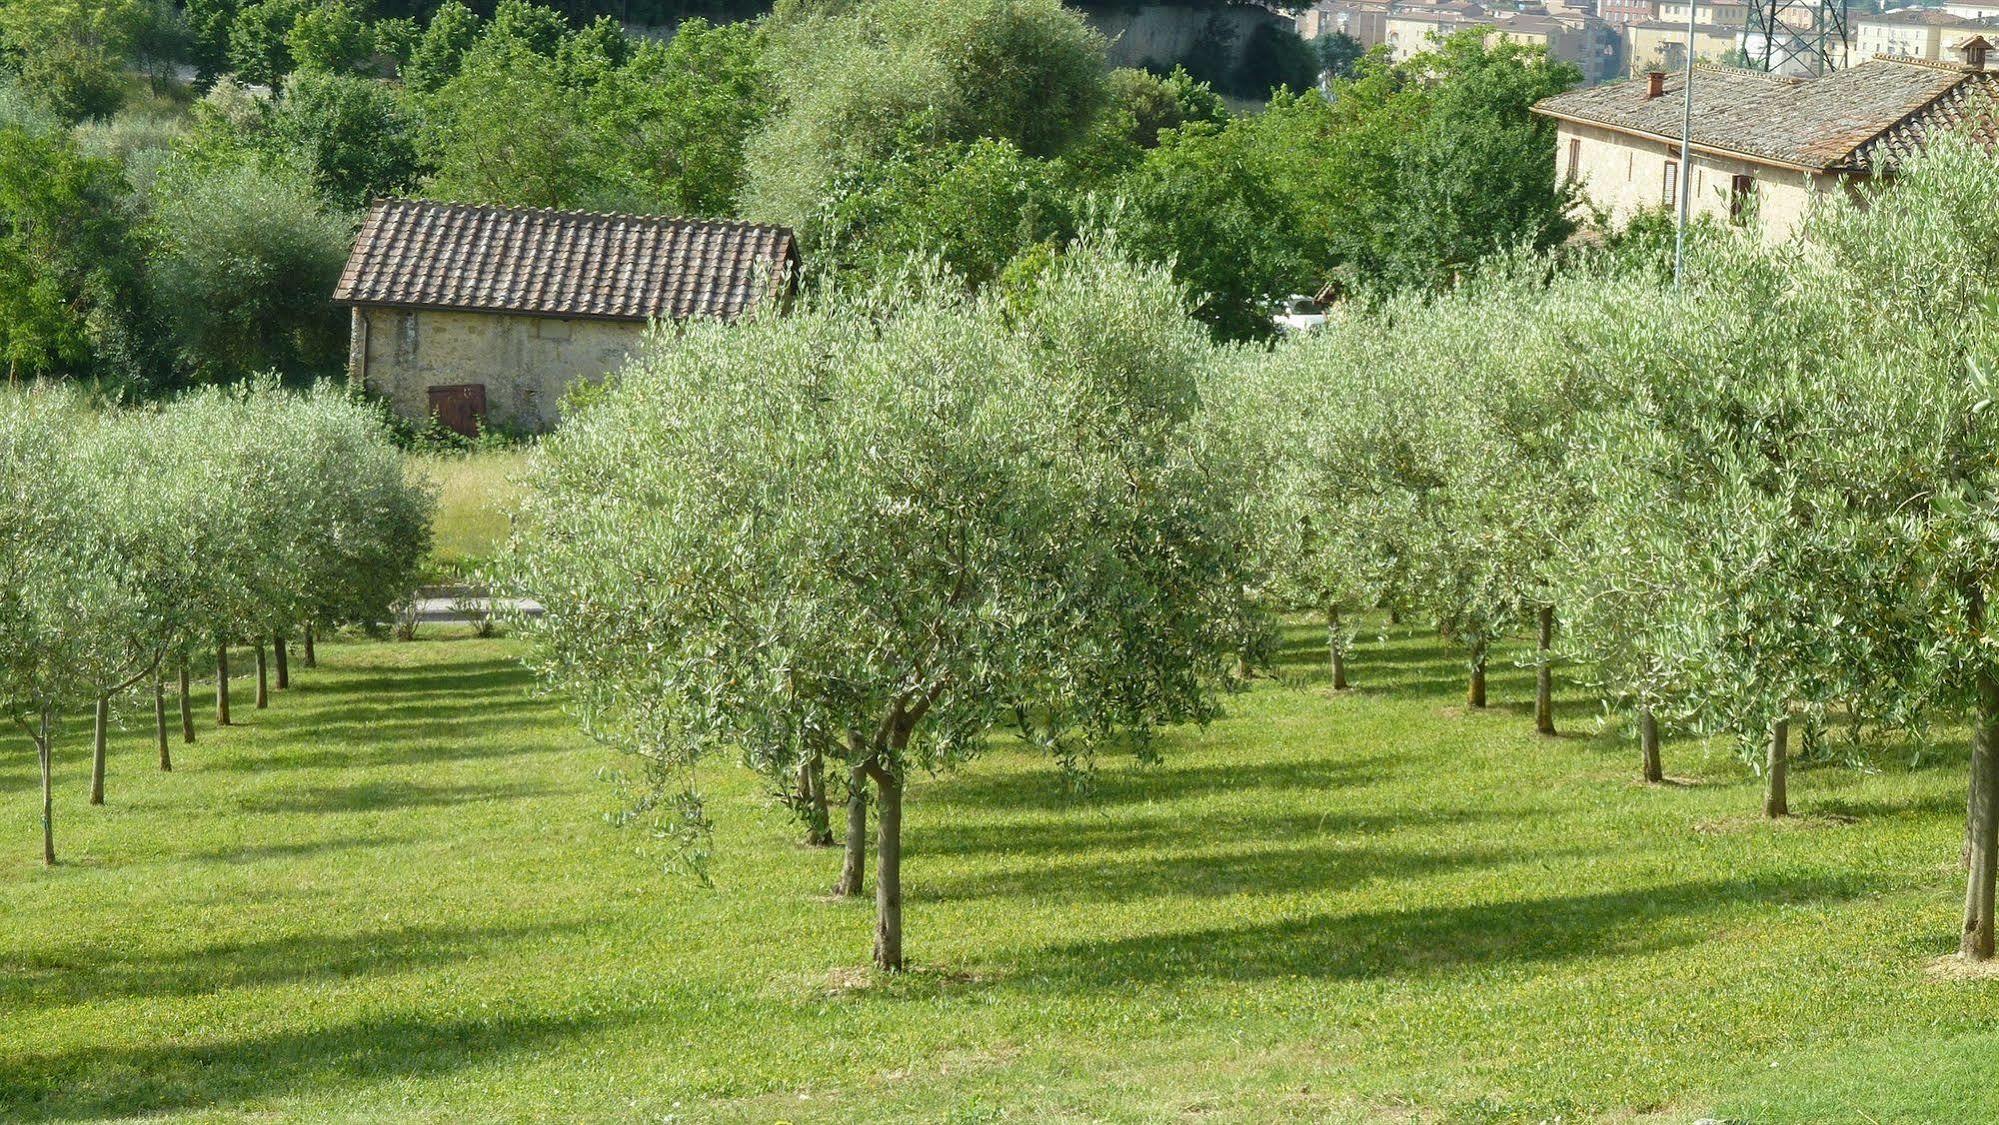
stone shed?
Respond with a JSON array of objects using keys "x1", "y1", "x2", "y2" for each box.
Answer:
[{"x1": 334, "y1": 199, "x2": 799, "y2": 435}]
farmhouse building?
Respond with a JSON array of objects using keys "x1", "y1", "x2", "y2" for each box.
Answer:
[
  {"x1": 334, "y1": 199, "x2": 798, "y2": 435},
  {"x1": 1533, "y1": 51, "x2": 1999, "y2": 242}
]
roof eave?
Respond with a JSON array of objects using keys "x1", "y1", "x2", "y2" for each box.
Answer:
[{"x1": 335, "y1": 298, "x2": 767, "y2": 325}]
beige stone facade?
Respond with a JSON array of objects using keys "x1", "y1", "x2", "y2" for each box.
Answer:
[
  {"x1": 1557, "y1": 119, "x2": 1835, "y2": 241},
  {"x1": 348, "y1": 307, "x2": 650, "y2": 434}
]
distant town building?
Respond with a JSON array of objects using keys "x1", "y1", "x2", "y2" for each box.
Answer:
[
  {"x1": 1945, "y1": 1, "x2": 1999, "y2": 19},
  {"x1": 1488, "y1": 12, "x2": 1626, "y2": 84},
  {"x1": 1297, "y1": 0, "x2": 1393, "y2": 47},
  {"x1": 1534, "y1": 49, "x2": 1999, "y2": 242},
  {"x1": 1626, "y1": 19, "x2": 1744, "y2": 73},
  {"x1": 1656, "y1": 0, "x2": 1752, "y2": 27},
  {"x1": 335, "y1": 200, "x2": 798, "y2": 435},
  {"x1": 1599, "y1": 0, "x2": 1659, "y2": 30},
  {"x1": 1846, "y1": 8, "x2": 1999, "y2": 65},
  {"x1": 1385, "y1": 3, "x2": 1492, "y2": 60}
]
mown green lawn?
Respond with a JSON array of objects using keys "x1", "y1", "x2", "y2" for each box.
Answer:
[{"x1": 3, "y1": 622, "x2": 1993, "y2": 1122}]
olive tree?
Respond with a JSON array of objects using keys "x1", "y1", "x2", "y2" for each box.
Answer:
[
  {"x1": 0, "y1": 389, "x2": 143, "y2": 863},
  {"x1": 506, "y1": 245, "x2": 1259, "y2": 970},
  {"x1": 1770, "y1": 137, "x2": 1999, "y2": 958},
  {"x1": 1215, "y1": 309, "x2": 1419, "y2": 690}
]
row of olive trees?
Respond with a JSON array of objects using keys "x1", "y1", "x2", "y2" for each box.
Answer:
[
  {"x1": 0, "y1": 379, "x2": 433, "y2": 865},
  {"x1": 504, "y1": 245, "x2": 1266, "y2": 971},
  {"x1": 1232, "y1": 137, "x2": 1999, "y2": 962}
]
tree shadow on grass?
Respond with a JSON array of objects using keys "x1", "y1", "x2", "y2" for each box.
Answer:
[
  {"x1": 921, "y1": 838, "x2": 1556, "y2": 906},
  {"x1": 926, "y1": 754, "x2": 1392, "y2": 815},
  {"x1": 312, "y1": 660, "x2": 532, "y2": 699},
  {"x1": 172, "y1": 831, "x2": 424, "y2": 866},
  {"x1": 1812, "y1": 790, "x2": 1965, "y2": 823},
  {"x1": 5, "y1": 918, "x2": 586, "y2": 1014},
  {"x1": 920, "y1": 804, "x2": 1515, "y2": 860},
  {"x1": 0, "y1": 1008, "x2": 620, "y2": 1120},
  {"x1": 232, "y1": 778, "x2": 557, "y2": 815},
  {"x1": 1013, "y1": 872, "x2": 1882, "y2": 988}
]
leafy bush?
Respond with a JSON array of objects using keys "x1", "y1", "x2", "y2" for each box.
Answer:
[{"x1": 146, "y1": 158, "x2": 353, "y2": 382}]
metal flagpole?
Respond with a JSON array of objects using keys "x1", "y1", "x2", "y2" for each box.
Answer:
[{"x1": 1673, "y1": 1, "x2": 1697, "y2": 287}]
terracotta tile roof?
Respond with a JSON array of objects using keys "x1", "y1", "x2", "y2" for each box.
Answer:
[
  {"x1": 1533, "y1": 55, "x2": 1999, "y2": 171},
  {"x1": 333, "y1": 199, "x2": 799, "y2": 323},
  {"x1": 1861, "y1": 8, "x2": 1991, "y2": 27}
]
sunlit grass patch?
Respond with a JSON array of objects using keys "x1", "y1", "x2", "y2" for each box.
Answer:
[{"x1": 0, "y1": 622, "x2": 1989, "y2": 1121}]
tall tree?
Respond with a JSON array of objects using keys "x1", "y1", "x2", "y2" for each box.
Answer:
[{"x1": 743, "y1": 0, "x2": 1107, "y2": 230}]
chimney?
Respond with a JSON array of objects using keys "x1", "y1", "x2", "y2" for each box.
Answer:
[
  {"x1": 1959, "y1": 35, "x2": 1991, "y2": 72},
  {"x1": 1645, "y1": 70, "x2": 1666, "y2": 99}
]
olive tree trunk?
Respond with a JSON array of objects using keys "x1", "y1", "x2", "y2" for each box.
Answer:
[
  {"x1": 178, "y1": 659, "x2": 194, "y2": 744},
  {"x1": 155, "y1": 675, "x2": 171, "y2": 772},
  {"x1": 38, "y1": 709, "x2": 54, "y2": 866},
  {"x1": 215, "y1": 641, "x2": 231, "y2": 726},
  {"x1": 254, "y1": 640, "x2": 269, "y2": 710},
  {"x1": 89, "y1": 694, "x2": 109, "y2": 806},
  {"x1": 1765, "y1": 717, "x2": 1789, "y2": 819},
  {"x1": 870, "y1": 763, "x2": 905, "y2": 972},
  {"x1": 1965, "y1": 585, "x2": 1999, "y2": 960},
  {"x1": 303, "y1": 622, "x2": 317, "y2": 667},
  {"x1": 837, "y1": 762, "x2": 867, "y2": 898},
  {"x1": 799, "y1": 750, "x2": 833, "y2": 847},
  {"x1": 1641, "y1": 708, "x2": 1662, "y2": 783},
  {"x1": 1534, "y1": 606, "x2": 1556, "y2": 735},
  {"x1": 1327, "y1": 606, "x2": 1348, "y2": 691},
  {"x1": 274, "y1": 636, "x2": 289, "y2": 690},
  {"x1": 1467, "y1": 647, "x2": 1488, "y2": 709}
]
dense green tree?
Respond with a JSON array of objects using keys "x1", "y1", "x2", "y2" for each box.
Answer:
[
  {"x1": 423, "y1": 17, "x2": 771, "y2": 214},
  {"x1": 554, "y1": 13, "x2": 629, "y2": 81},
  {"x1": 0, "y1": 0, "x2": 151, "y2": 121},
  {"x1": 267, "y1": 71, "x2": 425, "y2": 208},
  {"x1": 227, "y1": 0, "x2": 311, "y2": 86},
  {"x1": 401, "y1": 0, "x2": 481, "y2": 93},
  {"x1": 1113, "y1": 115, "x2": 1310, "y2": 341},
  {"x1": 146, "y1": 159, "x2": 352, "y2": 381},
  {"x1": 419, "y1": 39, "x2": 594, "y2": 206},
  {"x1": 743, "y1": 0, "x2": 1107, "y2": 229},
  {"x1": 286, "y1": 0, "x2": 375, "y2": 74},
  {"x1": 816, "y1": 138, "x2": 1074, "y2": 290},
  {"x1": 483, "y1": 0, "x2": 570, "y2": 56},
  {"x1": 1314, "y1": 31, "x2": 1364, "y2": 79},
  {"x1": 580, "y1": 18, "x2": 772, "y2": 215},
  {"x1": 0, "y1": 126, "x2": 153, "y2": 387},
  {"x1": 371, "y1": 15, "x2": 422, "y2": 70},
  {"x1": 1062, "y1": 65, "x2": 1226, "y2": 182},
  {"x1": 1231, "y1": 21, "x2": 1318, "y2": 97},
  {"x1": 184, "y1": 0, "x2": 244, "y2": 81},
  {"x1": 1251, "y1": 31, "x2": 1578, "y2": 296}
]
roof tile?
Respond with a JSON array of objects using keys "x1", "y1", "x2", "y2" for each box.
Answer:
[{"x1": 332, "y1": 199, "x2": 799, "y2": 322}]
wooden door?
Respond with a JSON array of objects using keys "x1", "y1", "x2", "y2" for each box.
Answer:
[{"x1": 427, "y1": 384, "x2": 487, "y2": 438}]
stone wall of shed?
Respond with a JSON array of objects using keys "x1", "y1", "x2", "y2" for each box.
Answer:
[{"x1": 349, "y1": 307, "x2": 650, "y2": 434}]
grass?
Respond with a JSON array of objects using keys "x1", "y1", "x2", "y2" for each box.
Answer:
[
  {"x1": 3, "y1": 621, "x2": 1995, "y2": 1122},
  {"x1": 408, "y1": 450, "x2": 529, "y2": 576}
]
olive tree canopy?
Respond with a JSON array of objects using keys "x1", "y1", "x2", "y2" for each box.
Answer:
[{"x1": 505, "y1": 243, "x2": 1261, "y2": 969}]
